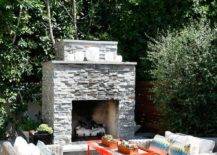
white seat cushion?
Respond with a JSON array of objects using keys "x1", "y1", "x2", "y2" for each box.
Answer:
[{"x1": 187, "y1": 136, "x2": 215, "y2": 154}]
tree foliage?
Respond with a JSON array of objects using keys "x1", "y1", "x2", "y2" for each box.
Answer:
[
  {"x1": 77, "y1": 0, "x2": 217, "y2": 80},
  {"x1": 148, "y1": 22, "x2": 217, "y2": 136},
  {"x1": 0, "y1": 0, "x2": 75, "y2": 137}
]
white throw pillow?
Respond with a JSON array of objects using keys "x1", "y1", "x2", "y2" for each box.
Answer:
[
  {"x1": 37, "y1": 140, "x2": 53, "y2": 155},
  {"x1": 187, "y1": 136, "x2": 215, "y2": 154},
  {"x1": 191, "y1": 153, "x2": 217, "y2": 155},
  {"x1": 165, "y1": 131, "x2": 188, "y2": 145},
  {"x1": 28, "y1": 143, "x2": 40, "y2": 155},
  {"x1": 169, "y1": 141, "x2": 190, "y2": 155},
  {"x1": 14, "y1": 136, "x2": 29, "y2": 155}
]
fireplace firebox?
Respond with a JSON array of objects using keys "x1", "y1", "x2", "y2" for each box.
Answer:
[
  {"x1": 72, "y1": 100, "x2": 119, "y2": 141},
  {"x1": 42, "y1": 40, "x2": 137, "y2": 144}
]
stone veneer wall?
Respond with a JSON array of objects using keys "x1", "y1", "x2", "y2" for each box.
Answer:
[{"x1": 42, "y1": 61, "x2": 136, "y2": 144}]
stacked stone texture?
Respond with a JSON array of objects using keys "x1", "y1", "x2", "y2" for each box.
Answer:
[{"x1": 42, "y1": 40, "x2": 136, "y2": 144}]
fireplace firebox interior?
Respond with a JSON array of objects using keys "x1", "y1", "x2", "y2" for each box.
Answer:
[{"x1": 72, "y1": 100, "x2": 119, "y2": 141}]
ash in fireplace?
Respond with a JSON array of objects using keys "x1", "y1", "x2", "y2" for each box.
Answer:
[{"x1": 75, "y1": 119, "x2": 105, "y2": 137}]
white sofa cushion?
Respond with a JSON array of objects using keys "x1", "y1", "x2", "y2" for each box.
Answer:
[
  {"x1": 14, "y1": 136, "x2": 30, "y2": 155},
  {"x1": 191, "y1": 153, "x2": 217, "y2": 155},
  {"x1": 187, "y1": 136, "x2": 215, "y2": 154},
  {"x1": 165, "y1": 131, "x2": 188, "y2": 144},
  {"x1": 28, "y1": 143, "x2": 41, "y2": 155},
  {"x1": 1, "y1": 141, "x2": 16, "y2": 155},
  {"x1": 129, "y1": 139, "x2": 152, "y2": 149},
  {"x1": 37, "y1": 140, "x2": 53, "y2": 155}
]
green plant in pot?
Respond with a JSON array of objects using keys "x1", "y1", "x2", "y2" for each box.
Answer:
[
  {"x1": 33, "y1": 124, "x2": 53, "y2": 144},
  {"x1": 36, "y1": 124, "x2": 53, "y2": 134}
]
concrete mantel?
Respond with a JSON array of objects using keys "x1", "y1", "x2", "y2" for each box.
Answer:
[
  {"x1": 59, "y1": 40, "x2": 118, "y2": 45},
  {"x1": 45, "y1": 61, "x2": 137, "y2": 66}
]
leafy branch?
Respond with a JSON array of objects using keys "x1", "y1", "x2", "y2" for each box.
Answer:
[{"x1": 12, "y1": 5, "x2": 23, "y2": 44}]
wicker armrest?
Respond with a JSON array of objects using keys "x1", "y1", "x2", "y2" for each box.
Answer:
[
  {"x1": 46, "y1": 144, "x2": 63, "y2": 155},
  {"x1": 129, "y1": 139, "x2": 153, "y2": 149}
]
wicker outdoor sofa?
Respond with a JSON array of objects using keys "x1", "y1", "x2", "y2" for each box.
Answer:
[{"x1": 130, "y1": 131, "x2": 217, "y2": 155}]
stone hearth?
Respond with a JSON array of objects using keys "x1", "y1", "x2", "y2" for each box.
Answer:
[{"x1": 42, "y1": 40, "x2": 136, "y2": 144}]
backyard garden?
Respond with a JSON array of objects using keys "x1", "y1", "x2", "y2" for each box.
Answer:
[{"x1": 0, "y1": 0, "x2": 217, "y2": 154}]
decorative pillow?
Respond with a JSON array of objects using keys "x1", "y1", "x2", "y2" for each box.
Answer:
[
  {"x1": 165, "y1": 131, "x2": 188, "y2": 145},
  {"x1": 14, "y1": 136, "x2": 30, "y2": 155},
  {"x1": 169, "y1": 142, "x2": 190, "y2": 155},
  {"x1": 129, "y1": 139, "x2": 152, "y2": 150},
  {"x1": 37, "y1": 140, "x2": 54, "y2": 155},
  {"x1": 187, "y1": 136, "x2": 215, "y2": 154},
  {"x1": 149, "y1": 135, "x2": 170, "y2": 155},
  {"x1": 191, "y1": 153, "x2": 217, "y2": 155},
  {"x1": 28, "y1": 143, "x2": 41, "y2": 155},
  {"x1": 2, "y1": 141, "x2": 16, "y2": 155}
]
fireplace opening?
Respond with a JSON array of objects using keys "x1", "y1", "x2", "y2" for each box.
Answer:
[{"x1": 72, "y1": 100, "x2": 119, "y2": 141}]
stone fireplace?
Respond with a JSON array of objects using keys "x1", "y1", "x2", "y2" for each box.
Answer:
[{"x1": 42, "y1": 40, "x2": 137, "y2": 144}]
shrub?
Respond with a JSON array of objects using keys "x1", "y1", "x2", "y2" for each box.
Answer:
[
  {"x1": 37, "y1": 124, "x2": 53, "y2": 134},
  {"x1": 148, "y1": 21, "x2": 217, "y2": 136},
  {"x1": 17, "y1": 117, "x2": 40, "y2": 131}
]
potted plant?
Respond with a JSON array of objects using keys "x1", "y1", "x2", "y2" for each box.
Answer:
[
  {"x1": 17, "y1": 117, "x2": 40, "y2": 142},
  {"x1": 101, "y1": 135, "x2": 118, "y2": 149},
  {"x1": 118, "y1": 140, "x2": 138, "y2": 155},
  {"x1": 31, "y1": 124, "x2": 53, "y2": 144}
]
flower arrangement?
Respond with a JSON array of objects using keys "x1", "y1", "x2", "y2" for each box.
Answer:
[
  {"x1": 36, "y1": 124, "x2": 53, "y2": 134},
  {"x1": 102, "y1": 135, "x2": 114, "y2": 141},
  {"x1": 118, "y1": 140, "x2": 138, "y2": 154},
  {"x1": 101, "y1": 135, "x2": 118, "y2": 148}
]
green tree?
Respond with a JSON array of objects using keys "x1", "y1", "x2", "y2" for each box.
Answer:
[
  {"x1": 148, "y1": 21, "x2": 217, "y2": 136},
  {"x1": 0, "y1": 0, "x2": 75, "y2": 137},
  {"x1": 77, "y1": 0, "x2": 217, "y2": 80}
]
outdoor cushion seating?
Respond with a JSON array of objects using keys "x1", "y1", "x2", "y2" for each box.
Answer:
[
  {"x1": 1, "y1": 141, "x2": 16, "y2": 155},
  {"x1": 0, "y1": 136, "x2": 63, "y2": 155},
  {"x1": 148, "y1": 135, "x2": 170, "y2": 155},
  {"x1": 130, "y1": 131, "x2": 217, "y2": 155},
  {"x1": 169, "y1": 141, "x2": 190, "y2": 155}
]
